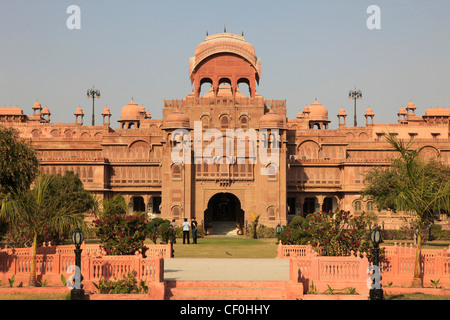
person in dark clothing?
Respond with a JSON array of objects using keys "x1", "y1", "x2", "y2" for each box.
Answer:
[{"x1": 191, "y1": 217, "x2": 198, "y2": 244}]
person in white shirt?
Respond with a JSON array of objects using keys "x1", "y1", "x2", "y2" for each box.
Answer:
[{"x1": 182, "y1": 218, "x2": 190, "y2": 244}]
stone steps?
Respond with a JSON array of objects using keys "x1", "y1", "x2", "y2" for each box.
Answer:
[
  {"x1": 164, "y1": 280, "x2": 287, "y2": 300},
  {"x1": 209, "y1": 221, "x2": 239, "y2": 235}
]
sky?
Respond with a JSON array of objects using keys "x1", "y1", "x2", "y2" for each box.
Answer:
[{"x1": 1, "y1": 0, "x2": 449, "y2": 129}]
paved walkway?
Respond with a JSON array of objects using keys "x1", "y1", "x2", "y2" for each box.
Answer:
[{"x1": 163, "y1": 258, "x2": 290, "y2": 281}]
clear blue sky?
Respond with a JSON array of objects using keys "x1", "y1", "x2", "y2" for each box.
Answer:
[{"x1": 1, "y1": 0, "x2": 449, "y2": 128}]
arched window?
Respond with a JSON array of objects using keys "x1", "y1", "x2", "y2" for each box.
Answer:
[
  {"x1": 366, "y1": 201, "x2": 374, "y2": 212},
  {"x1": 172, "y1": 206, "x2": 181, "y2": 219},
  {"x1": 220, "y1": 116, "x2": 229, "y2": 129},
  {"x1": 240, "y1": 116, "x2": 248, "y2": 129},
  {"x1": 354, "y1": 201, "x2": 362, "y2": 212},
  {"x1": 172, "y1": 164, "x2": 181, "y2": 179}
]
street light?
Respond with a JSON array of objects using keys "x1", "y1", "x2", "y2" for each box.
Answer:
[
  {"x1": 71, "y1": 227, "x2": 84, "y2": 300},
  {"x1": 348, "y1": 88, "x2": 362, "y2": 127},
  {"x1": 369, "y1": 226, "x2": 383, "y2": 300},
  {"x1": 276, "y1": 224, "x2": 282, "y2": 235},
  {"x1": 87, "y1": 86, "x2": 101, "y2": 126}
]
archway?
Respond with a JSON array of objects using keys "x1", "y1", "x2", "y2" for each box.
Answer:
[
  {"x1": 131, "y1": 196, "x2": 145, "y2": 213},
  {"x1": 204, "y1": 192, "x2": 244, "y2": 235}
]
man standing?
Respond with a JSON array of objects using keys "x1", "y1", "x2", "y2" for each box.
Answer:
[
  {"x1": 182, "y1": 218, "x2": 190, "y2": 244},
  {"x1": 191, "y1": 217, "x2": 198, "y2": 244}
]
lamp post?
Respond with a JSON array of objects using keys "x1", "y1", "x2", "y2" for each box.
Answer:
[
  {"x1": 369, "y1": 226, "x2": 383, "y2": 300},
  {"x1": 87, "y1": 86, "x2": 101, "y2": 126},
  {"x1": 276, "y1": 223, "x2": 282, "y2": 235},
  {"x1": 71, "y1": 227, "x2": 85, "y2": 300},
  {"x1": 348, "y1": 88, "x2": 362, "y2": 127}
]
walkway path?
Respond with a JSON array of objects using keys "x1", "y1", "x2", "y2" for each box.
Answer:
[{"x1": 164, "y1": 258, "x2": 290, "y2": 281}]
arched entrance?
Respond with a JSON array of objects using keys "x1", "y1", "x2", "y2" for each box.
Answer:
[{"x1": 204, "y1": 193, "x2": 244, "y2": 235}]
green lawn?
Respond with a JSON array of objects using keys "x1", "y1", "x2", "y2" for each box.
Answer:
[
  {"x1": 385, "y1": 293, "x2": 450, "y2": 300},
  {"x1": 171, "y1": 236, "x2": 278, "y2": 258},
  {"x1": 0, "y1": 293, "x2": 69, "y2": 300}
]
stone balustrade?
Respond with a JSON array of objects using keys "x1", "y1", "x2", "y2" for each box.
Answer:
[
  {"x1": 282, "y1": 241, "x2": 450, "y2": 291},
  {"x1": 0, "y1": 241, "x2": 171, "y2": 292}
]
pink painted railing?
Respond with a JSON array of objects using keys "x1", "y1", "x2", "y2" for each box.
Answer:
[
  {"x1": 277, "y1": 241, "x2": 314, "y2": 258},
  {"x1": 0, "y1": 242, "x2": 170, "y2": 290},
  {"x1": 286, "y1": 242, "x2": 450, "y2": 291},
  {"x1": 289, "y1": 251, "x2": 370, "y2": 294},
  {"x1": 379, "y1": 242, "x2": 450, "y2": 287}
]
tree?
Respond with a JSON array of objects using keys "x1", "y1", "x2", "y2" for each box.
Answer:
[
  {"x1": 0, "y1": 175, "x2": 88, "y2": 287},
  {"x1": 101, "y1": 194, "x2": 127, "y2": 217},
  {"x1": 47, "y1": 171, "x2": 95, "y2": 215},
  {"x1": 362, "y1": 135, "x2": 450, "y2": 287},
  {"x1": 0, "y1": 126, "x2": 39, "y2": 195}
]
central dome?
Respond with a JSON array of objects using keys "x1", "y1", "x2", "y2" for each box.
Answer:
[
  {"x1": 120, "y1": 100, "x2": 143, "y2": 121},
  {"x1": 308, "y1": 100, "x2": 328, "y2": 121},
  {"x1": 189, "y1": 32, "x2": 261, "y2": 83}
]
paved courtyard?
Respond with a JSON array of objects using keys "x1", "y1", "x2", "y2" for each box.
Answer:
[{"x1": 164, "y1": 258, "x2": 290, "y2": 281}]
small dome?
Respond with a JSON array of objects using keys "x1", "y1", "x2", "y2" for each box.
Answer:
[
  {"x1": 259, "y1": 109, "x2": 284, "y2": 129},
  {"x1": 338, "y1": 107, "x2": 347, "y2": 116},
  {"x1": 41, "y1": 107, "x2": 50, "y2": 115},
  {"x1": 365, "y1": 107, "x2": 374, "y2": 116},
  {"x1": 102, "y1": 106, "x2": 111, "y2": 115},
  {"x1": 407, "y1": 101, "x2": 416, "y2": 110},
  {"x1": 33, "y1": 101, "x2": 42, "y2": 109},
  {"x1": 303, "y1": 105, "x2": 310, "y2": 113},
  {"x1": 164, "y1": 108, "x2": 190, "y2": 129},
  {"x1": 120, "y1": 100, "x2": 142, "y2": 121},
  {"x1": 297, "y1": 111, "x2": 303, "y2": 119},
  {"x1": 398, "y1": 107, "x2": 407, "y2": 115},
  {"x1": 75, "y1": 107, "x2": 83, "y2": 115},
  {"x1": 308, "y1": 100, "x2": 328, "y2": 120}
]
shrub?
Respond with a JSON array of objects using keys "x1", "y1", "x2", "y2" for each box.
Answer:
[
  {"x1": 276, "y1": 216, "x2": 311, "y2": 245},
  {"x1": 277, "y1": 225, "x2": 310, "y2": 245},
  {"x1": 93, "y1": 271, "x2": 148, "y2": 294},
  {"x1": 93, "y1": 215, "x2": 148, "y2": 256},
  {"x1": 306, "y1": 210, "x2": 372, "y2": 257}
]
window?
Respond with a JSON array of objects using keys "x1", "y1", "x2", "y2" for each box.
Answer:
[
  {"x1": 240, "y1": 116, "x2": 248, "y2": 129},
  {"x1": 366, "y1": 201, "x2": 374, "y2": 212},
  {"x1": 354, "y1": 201, "x2": 362, "y2": 212},
  {"x1": 172, "y1": 164, "x2": 181, "y2": 179},
  {"x1": 220, "y1": 116, "x2": 229, "y2": 129}
]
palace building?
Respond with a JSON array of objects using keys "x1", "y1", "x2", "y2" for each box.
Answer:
[{"x1": 1, "y1": 32, "x2": 449, "y2": 231}]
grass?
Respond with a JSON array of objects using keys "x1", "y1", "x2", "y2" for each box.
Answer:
[
  {"x1": 385, "y1": 293, "x2": 450, "y2": 300},
  {"x1": 0, "y1": 293, "x2": 70, "y2": 300},
  {"x1": 171, "y1": 236, "x2": 278, "y2": 258}
]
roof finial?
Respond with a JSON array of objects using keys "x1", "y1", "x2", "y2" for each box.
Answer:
[
  {"x1": 224, "y1": 25, "x2": 226, "y2": 33},
  {"x1": 242, "y1": 31, "x2": 244, "y2": 36},
  {"x1": 206, "y1": 30, "x2": 208, "y2": 36}
]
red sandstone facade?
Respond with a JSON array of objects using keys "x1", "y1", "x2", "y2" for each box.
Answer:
[{"x1": 1, "y1": 32, "x2": 449, "y2": 230}]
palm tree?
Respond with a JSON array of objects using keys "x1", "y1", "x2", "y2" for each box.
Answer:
[
  {"x1": 1, "y1": 175, "x2": 88, "y2": 287},
  {"x1": 364, "y1": 135, "x2": 450, "y2": 287}
]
